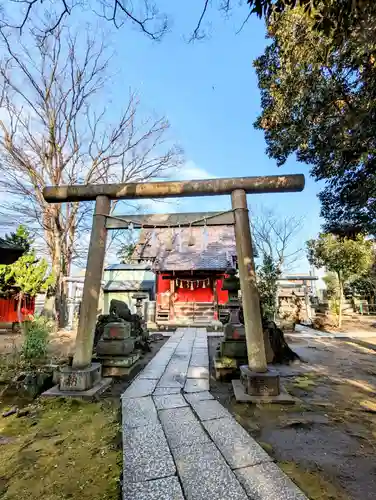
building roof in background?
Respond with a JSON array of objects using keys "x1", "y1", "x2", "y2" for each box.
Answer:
[
  {"x1": 103, "y1": 280, "x2": 155, "y2": 292},
  {"x1": 279, "y1": 275, "x2": 318, "y2": 281},
  {"x1": 132, "y1": 225, "x2": 236, "y2": 272},
  {"x1": 105, "y1": 263, "x2": 153, "y2": 271},
  {"x1": 0, "y1": 239, "x2": 24, "y2": 265}
]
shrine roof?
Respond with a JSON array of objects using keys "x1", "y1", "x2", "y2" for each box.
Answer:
[
  {"x1": 132, "y1": 225, "x2": 236, "y2": 272},
  {"x1": 0, "y1": 239, "x2": 24, "y2": 265},
  {"x1": 103, "y1": 280, "x2": 155, "y2": 292}
]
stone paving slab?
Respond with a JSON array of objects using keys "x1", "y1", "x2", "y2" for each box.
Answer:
[
  {"x1": 187, "y1": 366, "x2": 209, "y2": 379},
  {"x1": 184, "y1": 391, "x2": 214, "y2": 404},
  {"x1": 123, "y1": 477, "x2": 185, "y2": 500},
  {"x1": 122, "y1": 396, "x2": 158, "y2": 428},
  {"x1": 190, "y1": 399, "x2": 231, "y2": 421},
  {"x1": 123, "y1": 423, "x2": 176, "y2": 482},
  {"x1": 203, "y1": 417, "x2": 272, "y2": 469},
  {"x1": 153, "y1": 387, "x2": 181, "y2": 396},
  {"x1": 235, "y1": 462, "x2": 308, "y2": 500},
  {"x1": 153, "y1": 393, "x2": 188, "y2": 410},
  {"x1": 138, "y1": 367, "x2": 167, "y2": 379},
  {"x1": 159, "y1": 406, "x2": 211, "y2": 450},
  {"x1": 184, "y1": 378, "x2": 210, "y2": 393},
  {"x1": 121, "y1": 327, "x2": 308, "y2": 500},
  {"x1": 158, "y1": 374, "x2": 186, "y2": 388},
  {"x1": 173, "y1": 441, "x2": 248, "y2": 500},
  {"x1": 189, "y1": 356, "x2": 209, "y2": 367},
  {"x1": 122, "y1": 378, "x2": 158, "y2": 398}
]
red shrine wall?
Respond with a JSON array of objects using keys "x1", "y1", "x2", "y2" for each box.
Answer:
[
  {"x1": 156, "y1": 274, "x2": 228, "y2": 305},
  {"x1": 176, "y1": 285, "x2": 213, "y2": 303}
]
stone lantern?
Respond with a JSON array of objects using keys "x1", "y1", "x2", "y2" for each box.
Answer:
[{"x1": 214, "y1": 268, "x2": 248, "y2": 379}]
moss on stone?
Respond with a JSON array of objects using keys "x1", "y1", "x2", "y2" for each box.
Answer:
[
  {"x1": 0, "y1": 398, "x2": 121, "y2": 500},
  {"x1": 258, "y1": 441, "x2": 274, "y2": 455},
  {"x1": 279, "y1": 461, "x2": 350, "y2": 500}
]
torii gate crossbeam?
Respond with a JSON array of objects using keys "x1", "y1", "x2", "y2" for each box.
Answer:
[{"x1": 43, "y1": 174, "x2": 304, "y2": 382}]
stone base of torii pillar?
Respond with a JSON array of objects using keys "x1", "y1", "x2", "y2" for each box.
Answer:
[{"x1": 42, "y1": 362, "x2": 112, "y2": 401}]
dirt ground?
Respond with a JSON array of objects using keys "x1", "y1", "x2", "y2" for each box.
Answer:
[
  {"x1": 327, "y1": 314, "x2": 376, "y2": 335},
  {"x1": 209, "y1": 335, "x2": 376, "y2": 500}
]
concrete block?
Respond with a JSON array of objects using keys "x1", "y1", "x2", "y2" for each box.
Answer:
[
  {"x1": 123, "y1": 477, "x2": 184, "y2": 500},
  {"x1": 235, "y1": 462, "x2": 308, "y2": 500},
  {"x1": 172, "y1": 441, "x2": 248, "y2": 500},
  {"x1": 122, "y1": 396, "x2": 158, "y2": 428},
  {"x1": 190, "y1": 399, "x2": 231, "y2": 421},
  {"x1": 123, "y1": 423, "x2": 176, "y2": 482},
  {"x1": 203, "y1": 417, "x2": 272, "y2": 469},
  {"x1": 159, "y1": 407, "x2": 210, "y2": 450},
  {"x1": 153, "y1": 394, "x2": 188, "y2": 410},
  {"x1": 59, "y1": 362, "x2": 101, "y2": 392}
]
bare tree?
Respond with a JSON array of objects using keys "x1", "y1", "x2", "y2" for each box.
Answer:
[
  {"x1": 251, "y1": 207, "x2": 304, "y2": 272},
  {"x1": 0, "y1": 0, "x2": 252, "y2": 41},
  {"x1": 0, "y1": 23, "x2": 182, "y2": 325}
]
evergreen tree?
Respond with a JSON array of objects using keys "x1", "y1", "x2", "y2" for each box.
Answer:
[{"x1": 307, "y1": 234, "x2": 373, "y2": 326}]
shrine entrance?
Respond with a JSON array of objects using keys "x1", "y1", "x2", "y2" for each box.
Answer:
[{"x1": 42, "y1": 173, "x2": 304, "y2": 395}]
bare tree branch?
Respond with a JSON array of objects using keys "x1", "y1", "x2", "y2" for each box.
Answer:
[
  {"x1": 0, "y1": 20, "x2": 182, "y2": 323},
  {"x1": 251, "y1": 206, "x2": 304, "y2": 271},
  {"x1": 0, "y1": 0, "x2": 254, "y2": 41}
]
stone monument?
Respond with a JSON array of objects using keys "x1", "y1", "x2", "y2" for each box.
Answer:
[{"x1": 94, "y1": 299, "x2": 149, "y2": 376}]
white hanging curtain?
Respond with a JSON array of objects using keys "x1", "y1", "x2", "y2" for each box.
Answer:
[
  {"x1": 165, "y1": 227, "x2": 173, "y2": 251},
  {"x1": 202, "y1": 221, "x2": 208, "y2": 251},
  {"x1": 188, "y1": 224, "x2": 195, "y2": 247}
]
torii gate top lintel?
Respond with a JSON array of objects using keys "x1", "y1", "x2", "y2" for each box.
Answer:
[
  {"x1": 42, "y1": 174, "x2": 305, "y2": 203},
  {"x1": 45, "y1": 174, "x2": 304, "y2": 374}
]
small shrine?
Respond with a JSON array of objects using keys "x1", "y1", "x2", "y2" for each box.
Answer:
[{"x1": 131, "y1": 213, "x2": 237, "y2": 327}]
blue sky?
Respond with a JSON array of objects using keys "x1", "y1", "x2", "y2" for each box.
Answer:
[
  {"x1": 100, "y1": 2, "x2": 324, "y2": 271},
  {"x1": 0, "y1": 2, "x2": 324, "y2": 272}
]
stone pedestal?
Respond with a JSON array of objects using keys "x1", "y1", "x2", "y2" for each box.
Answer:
[
  {"x1": 240, "y1": 365, "x2": 280, "y2": 396},
  {"x1": 232, "y1": 365, "x2": 296, "y2": 404},
  {"x1": 60, "y1": 363, "x2": 102, "y2": 391},
  {"x1": 42, "y1": 362, "x2": 112, "y2": 400},
  {"x1": 95, "y1": 321, "x2": 140, "y2": 376}
]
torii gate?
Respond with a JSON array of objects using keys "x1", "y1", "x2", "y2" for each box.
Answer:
[{"x1": 43, "y1": 174, "x2": 304, "y2": 395}]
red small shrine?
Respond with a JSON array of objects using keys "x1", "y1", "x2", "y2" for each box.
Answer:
[{"x1": 133, "y1": 220, "x2": 237, "y2": 325}]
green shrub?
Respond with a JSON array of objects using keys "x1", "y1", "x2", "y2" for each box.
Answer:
[{"x1": 21, "y1": 317, "x2": 52, "y2": 362}]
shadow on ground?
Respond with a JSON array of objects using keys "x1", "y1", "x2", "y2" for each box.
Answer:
[{"x1": 208, "y1": 336, "x2": 376, "y2": 500}]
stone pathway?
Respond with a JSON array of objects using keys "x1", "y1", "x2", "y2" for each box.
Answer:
[{"x1": 121, "y1": 327, "x2": 308, "y2": 500}]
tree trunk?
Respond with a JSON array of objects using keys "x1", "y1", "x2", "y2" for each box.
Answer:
[
  {"x1": 338, "y1": 275, "x2": 343, "y2": 329},
  {"x1": 17, "y1": 291, "x2": 26, "y2": 336},
  {"x1": 58, "y1": 277, "x2": 68, "y2": 328}
]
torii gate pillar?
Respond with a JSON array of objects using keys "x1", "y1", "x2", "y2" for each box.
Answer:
[{"x1": 231, "y1": 189, "x2": 267, "y2": 372}]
